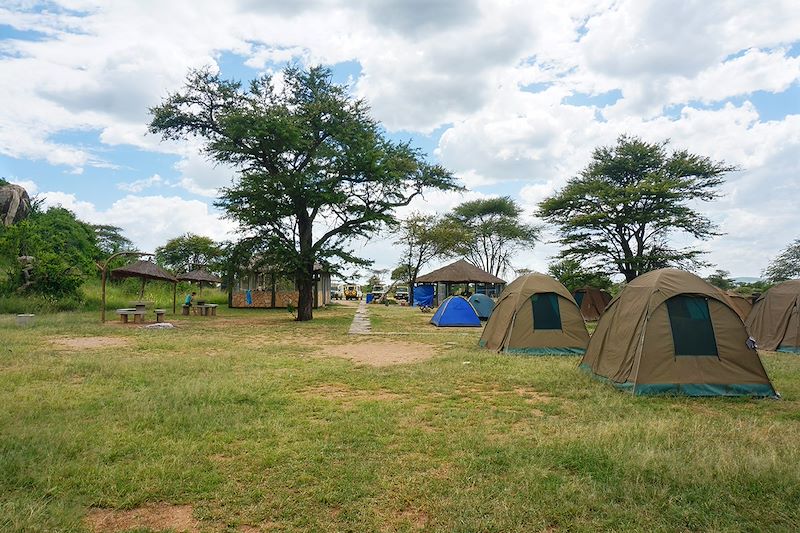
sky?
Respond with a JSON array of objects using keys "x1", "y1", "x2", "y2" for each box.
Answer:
[{"x1": 1, "y1": 0, "x2": 799, "y2": 281}]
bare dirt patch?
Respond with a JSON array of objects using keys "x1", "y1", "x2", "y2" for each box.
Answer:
[
  {"x1": 319, "y1": 341, "x2": 437, "y2": 366},
  {"x1": 50, "y1": 336, "x2": 131, "y2": 350},
  {"x1": 86, "y1": 503, "x2": 198, "y2": 533},
  {"x1": 300, "y1": 383, "x2": 404, "y2": 402}
]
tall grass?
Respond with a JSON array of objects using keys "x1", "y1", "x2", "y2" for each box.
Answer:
[{"x1": 0, "y1": 278, "x2": 228, "y2": 314}]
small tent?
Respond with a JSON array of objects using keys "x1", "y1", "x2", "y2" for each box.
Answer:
[
  {"x1": 581, "y1": 269, "x2": 777, "y2": 397},
  {"x1": 480, "y1": 273, "x2": 589, "y2": 355},
  {"x1": 431, "y1": 296, "x2": 481, "y2": 327},
  {"x1": 468, "y1": 293, "x2": 495, "y2": 320},
  {"x1": 746, "y1": 279, "x2": 800, "y2": 353},
  {"x1": 573, "y1": 287, "x2": 612, "y2": 321},
  {"x1": 725, "y1": 291, "x2": 754, "y2": 321}
]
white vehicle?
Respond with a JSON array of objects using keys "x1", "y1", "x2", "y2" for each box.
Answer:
[
  {"x1": 330, "y1": 283, "x2": 344, "y2": 300},
  {"x1": 344, "y1": 284, "x2": 363, "y2": 300},
  {"x1": 371, "y1": 284, "x2": 386, "y2": 300},
  {"x1": 394, "y1": 286, "x2": 409, "y2": 301}
]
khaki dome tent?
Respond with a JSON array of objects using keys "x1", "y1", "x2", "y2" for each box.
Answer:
[
  {"x1": 580, "y1": 269, "x2": 776, "y2": 397},
  {"x1": 573, "y1": 287, "x2": 612, "y2": 321},
  {"x1": 725, "y1": 291, "x2": 754, "y2": 321},
  {"x1": 746, "y1": 279, "x2": 800, "y2": 353},
  {"x1": 480, "y1": 273, "x2": 589, "y2": 355}
]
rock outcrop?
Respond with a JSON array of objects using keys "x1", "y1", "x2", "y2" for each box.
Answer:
[{"x1": 0, "y1": 184, "x2": 32, "y2": 226}]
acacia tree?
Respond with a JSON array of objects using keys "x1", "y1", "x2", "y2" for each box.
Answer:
[
  {"x1": 547, "y1": 258, "x2": 612, "y2": 293},
  {"x1": 155, "y1": 233, "x2": 224, "y2": 275},
  {"x1": 763, "y1": 239, "x2": 800, "y2": 282},
  {"x1": 538, "y1": 135, "x2": 734, "y2": 282},
  {"x1": 393, "y1": 213, "x2": 461, "y2": 305},
  {"x1": 149, "y1": 65, "x2": 458, "y2": 320},
  {"x1": 446, "y1": 197, "x2": 540, "y2": 277},
  {"x1": 705, "y1": 269, "x2": 736, "y2": 290}
]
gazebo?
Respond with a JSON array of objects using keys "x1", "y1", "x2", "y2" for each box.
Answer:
[
  {"x1": 177, "y1": 268, "x2": 222, "y2": 292},
  {"x1": 110, "y1": 260, "x2": 178, "y2": 314},
  {"x1": 415, "y1": 259, "x2": 506, "y2": 306}
]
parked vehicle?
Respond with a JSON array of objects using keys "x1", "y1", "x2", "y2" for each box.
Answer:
[
  {"x1": 331, "y1": 283, "x2": 344, "y2": 300},
  {"x1": 344, "y1": 284, "x2": 362, "y2": 300},
  {"x1": 371, "y1": 284, "x2": 386, "y2": 301},
  {"x1": 394, "y1": 286, "x2": 409, "y2": 301}
]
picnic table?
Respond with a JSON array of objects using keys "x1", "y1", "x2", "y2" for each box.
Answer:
[
  {"x1": 116, "y1": 306, "x2": 167, "y2": 324},
  {"x1": 196, "y1": 304, "x2": 218, "y2": 316},
  {"x1": 116, "y1": 308, "x2": 145, "y2": 324}
]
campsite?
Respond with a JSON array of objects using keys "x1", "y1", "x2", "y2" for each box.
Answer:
[
  {"x1": 2, "y1": 294, "x2": 800, "y2": 532},
  {"x1": 3, "y1": 3, "x2": 800, "y2": 531}
]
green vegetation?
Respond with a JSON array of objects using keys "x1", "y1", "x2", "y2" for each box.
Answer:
[
  {"x1": 155, "y1": 233, "x2": 224, "y2": 275},
  {"x1": 149, "y1": 64, "x2": 459, "y2": 321},
  {"x1": 763, "y1": 238, "x2": 800, "y2": 282},
  {"x1": 1, "y1": 303, "x2": 799, "y2": 531},
  {"x1": 539, "y1": 135, "x2": 734, "y2": 282}
]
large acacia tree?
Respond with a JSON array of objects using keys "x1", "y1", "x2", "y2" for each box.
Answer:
[
  {"x1": 149, "y1": 66, "x2": 457, "y2": 320},
  {"x1": 393, "y1": 213, "x2": 461, "y2": 305},
  {"x1": 763, "y1": 239, "x2": 800, "y2": 282},
  {"x1": 446, "y1": 197, "x2": 540, "y2": 277},
  {"x1": 538, "y1": 135, "x2": 733, "y2": 282}
]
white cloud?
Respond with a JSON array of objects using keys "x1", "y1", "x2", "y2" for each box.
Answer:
[
  {"x1": 116, "y1": 174, "x2": 163, "y2": 193},
  {"x1": 40, "y1": 191, "x2": 237, "y2": 252},
  {"x1": 1, "y1": 0, "x2": 799, "y2": 280}
]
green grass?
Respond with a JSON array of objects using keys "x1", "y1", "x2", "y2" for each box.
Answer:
[{"x1": 1, "y1": 302, "x2": 799, "y2": 531}]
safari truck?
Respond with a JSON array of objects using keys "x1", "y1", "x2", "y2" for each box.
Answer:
[{"x1": 344, "y1": 284, "x2": 363, "y2": 300}]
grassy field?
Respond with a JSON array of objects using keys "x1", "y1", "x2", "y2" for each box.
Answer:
[{"x1": 1, "y1": 302, "x2": 799, "y2": 532}]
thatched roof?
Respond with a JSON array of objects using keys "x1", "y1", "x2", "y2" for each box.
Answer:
[
  {"x1": 111, "y1": 260, "x2": 177, "y2": 283},
  {"x1": 177, "y1": 269, "x2": 221, "y2": 283},
  {"x1": 416, "y1": 259, "x2": 505, "y2": 284}
]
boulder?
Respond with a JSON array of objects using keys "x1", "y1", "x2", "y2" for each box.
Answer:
[{"x1": 0, "y1": 184, "x2": 32, "y2": 226}]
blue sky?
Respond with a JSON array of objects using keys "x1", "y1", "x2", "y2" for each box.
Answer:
[{"x1": 1, "y1": 1, "x2": 799, "y2": 278}]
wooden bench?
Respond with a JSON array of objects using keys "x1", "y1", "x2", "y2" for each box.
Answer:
[
  {"x1": 206, "y1": 304, "x2": 218, "y2": 316},
  {"x1": 154, "y1": 309, "x2": 166, "y2": 323},
  {"x1": 116, "y1": 308, "x2": 145, "y2": 324}
]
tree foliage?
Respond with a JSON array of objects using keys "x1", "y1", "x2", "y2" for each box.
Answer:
[
  {"x1": 393, "y1": 213, "x2": 461, "y2": 304},
  {"x1": 149, "y1": 65, "x2": 459, "y2": 320},
  {"x1": 0, "y1": 206, "x2": 98, "y2": 297},
  {"x1": 763, "y1": 239, "x2": 800, "y2": 282},
  {"x1": 538, "y1": 135, "x2": 733, "y2": 282},
  {"x1": 547, "y1": 259, "x2": 613, "y2": 293},
  {"x1": 93, "y1": 224, "x2": 135, "y2": 256},
  {"x1": 705, "y1": 269, "x2": 736, "y2": 291},
  {"x1": 155, "y1": 233, "x2": 224, "y2": 275},
  {"x1": 445, "y1": 197, "x2": 540, "y2": 277}
]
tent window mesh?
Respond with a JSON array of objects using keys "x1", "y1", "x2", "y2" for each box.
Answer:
[
  {"x1": 532, "y1": 293, "x2": 562, "y2": 330},
  {"x1": 666, "y1": 296, "x2": 718, "y2": 356},
  {"x1": 574, "y1": 292, "x2": 585, "y2": 307}
]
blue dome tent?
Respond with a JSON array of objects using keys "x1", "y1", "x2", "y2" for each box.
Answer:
[
  {"x1": 468, "y1": 293, "x2": 495, "y2": 320},
  {"x1": 431, "y1": 296, "x2": 481, "y2": 327}
]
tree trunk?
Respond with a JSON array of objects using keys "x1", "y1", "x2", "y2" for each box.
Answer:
[
  {"x1": 297, "y1": 215, "x2": 314, "y2": 321},
  {"x1": 297, "y1": 272, "x2": 314, "y2": 321},
  {"x1": 409, "y1": 275, "x2": 416, "y2": 306}
]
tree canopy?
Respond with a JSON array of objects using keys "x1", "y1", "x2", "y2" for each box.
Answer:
[
  {"x1": 547, "y1": 259, "x2": 612, "y2": 293},
  {"x1": 155, "y1": 233, "x2": 224, "y2": 275},
  {"x1": 763, "y1": 239, "x2": 800, "y2": 282},
  {"x1": 0, "y1": 206, "x2": 98, "y2": 297},
  {"x1": 538, "y1": 135, "x2": 733, "y2": 282},
  {"x1": 705, "y1": 269, "x2": 736, "y2": 291},
  {"x1": 446, "y1": 197, "x2": 540, "y2": 277},
  {"x1": 149, "y1": 65, "x2": 459, "y2": 320},
  {"x1": 393, "y1": 213, "x2": 461, "y2": 304}
]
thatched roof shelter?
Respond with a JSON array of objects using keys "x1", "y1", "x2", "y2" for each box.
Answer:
[
  {"x1": 416, "y1": 259, "x2": 505, "y2": 284},
  {"x1": 111, "y1": 260, "x2": 177, "y2": 311},
  {"x1": 177, "y1": 269, "x2": 221, "y2": 283},
  {"x1": 112, "y1": 260, "x2": 177, "y2": 282}
]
